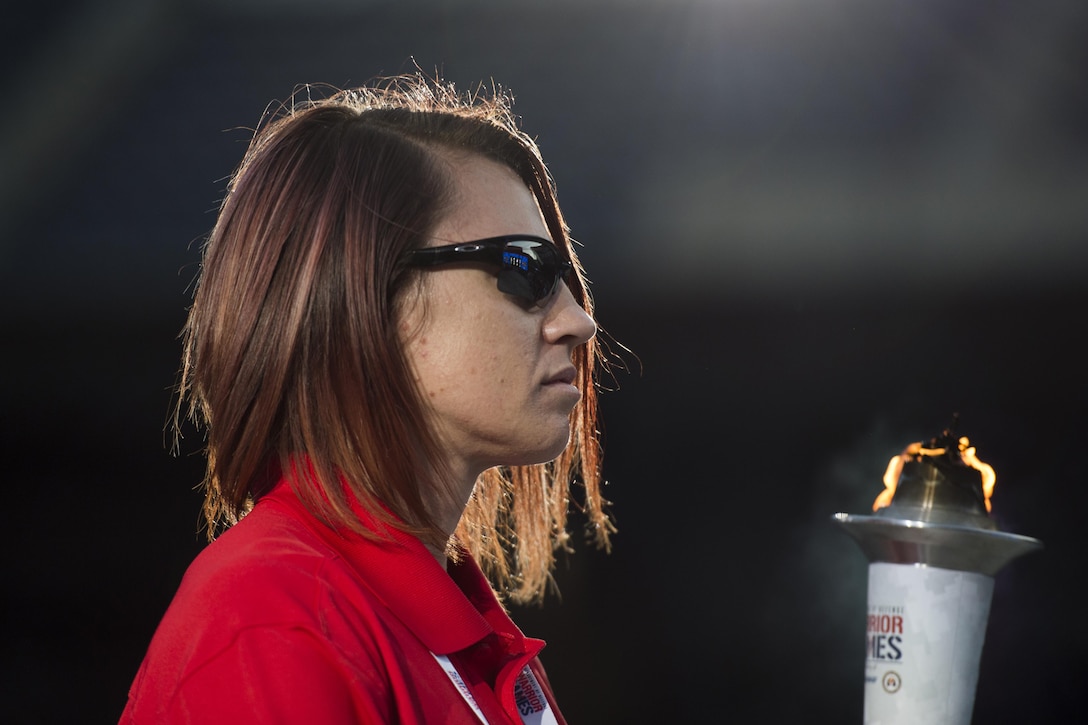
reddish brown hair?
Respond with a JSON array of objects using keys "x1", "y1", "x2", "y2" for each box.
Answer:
[{"x1": 176, "y1": 76, "x2": 613, "y2": 603}]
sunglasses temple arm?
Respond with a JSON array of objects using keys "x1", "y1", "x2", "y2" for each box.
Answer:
[{"x1": 404, "y1": 248, "x2": 496, "y2": 268}]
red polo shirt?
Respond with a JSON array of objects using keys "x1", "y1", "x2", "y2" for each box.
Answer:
[{"x1": 121, "y1": 480, "x2": 567, "y2": 724}]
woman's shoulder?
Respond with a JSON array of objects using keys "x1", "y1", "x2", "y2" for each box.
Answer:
[
  {"x1": 122, "y1": 502, "x2": 401, "y2": 723},
  {"x1": 175, "y1": 499, "x2": 346, "y2": 614},
  {"x1": 142, "y1": 499, "x2": 393, "y2": 671}
]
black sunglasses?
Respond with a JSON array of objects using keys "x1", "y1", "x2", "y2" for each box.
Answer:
[{"x1": 401, "y1": 235, "x2": 573, "y2": 304}]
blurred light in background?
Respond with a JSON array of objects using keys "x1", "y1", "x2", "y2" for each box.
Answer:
[{"x1": 3, "y1": 0, "x2": 1085, "y2": 307}]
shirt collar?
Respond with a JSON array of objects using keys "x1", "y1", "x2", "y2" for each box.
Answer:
[{"x1": 261, "y1": 478, "x2": 502, "y2": 655}]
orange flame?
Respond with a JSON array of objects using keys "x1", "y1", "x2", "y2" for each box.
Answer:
[{"x1": 872, "y1": 436, "x2": 995, "y2": 513}]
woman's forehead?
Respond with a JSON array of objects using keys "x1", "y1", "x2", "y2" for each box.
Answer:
[{"x1": 430, "y1": 154, "x2": 552, "y2": 246}]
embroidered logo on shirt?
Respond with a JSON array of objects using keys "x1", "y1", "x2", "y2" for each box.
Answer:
[{"x1": 513, "y1": 667, "x2": 558, "y2": 725}]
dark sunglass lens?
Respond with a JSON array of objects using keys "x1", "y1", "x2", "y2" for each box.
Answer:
[
  {"x1": 496, "y1": 267, "x2": 538, "y2": 302},
  {"x1": 496, "y1": 240, "x2": 568, "y2": 304}
]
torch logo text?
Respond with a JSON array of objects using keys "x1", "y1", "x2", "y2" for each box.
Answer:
[{"x1": 866, "y1": 612, "x2": 903, "y2": 661}]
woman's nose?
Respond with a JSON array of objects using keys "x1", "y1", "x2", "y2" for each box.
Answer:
[{"x1": 543, "y1": 283, "x2": 597, "y2": 347}]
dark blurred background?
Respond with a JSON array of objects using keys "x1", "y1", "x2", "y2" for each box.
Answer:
[{"x1": 2, "y1": 1, "x2": 1085, "y2": 723}]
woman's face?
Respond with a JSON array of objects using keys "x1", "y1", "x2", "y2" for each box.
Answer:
[{"x1": 399, "y1": 154, "x2": 596, "y2": 484}]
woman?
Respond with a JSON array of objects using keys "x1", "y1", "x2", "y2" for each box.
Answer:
[{"x1": 121, "y1": 76, "x2": 614, "y2": 724}]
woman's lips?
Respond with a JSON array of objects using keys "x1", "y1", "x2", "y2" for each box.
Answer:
[{"x1": 544, "y1": 367, "x2": 577, "y2": 386}]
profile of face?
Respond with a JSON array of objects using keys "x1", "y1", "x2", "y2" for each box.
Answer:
[{"x1": 398, "y1": 154, "x2": 597, "y2": 484}]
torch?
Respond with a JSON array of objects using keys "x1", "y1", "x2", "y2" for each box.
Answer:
[{"x1": 833, "y1": 420, "x2": 1042, "y2": 724}]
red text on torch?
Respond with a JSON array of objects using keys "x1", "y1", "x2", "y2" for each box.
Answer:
[{"x1": 867, "y1": 614, "x2": 903, "y2": 661}]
